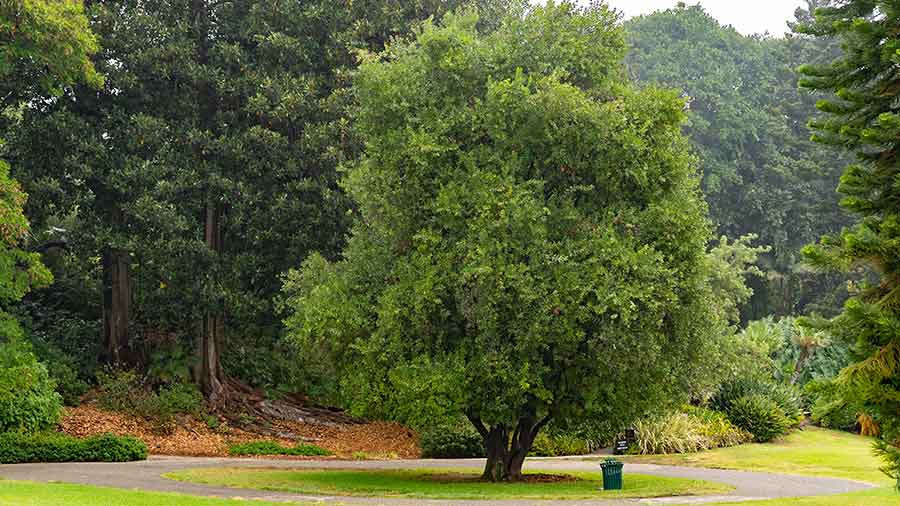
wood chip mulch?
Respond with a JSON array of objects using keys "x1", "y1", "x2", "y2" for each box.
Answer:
[{"x1": 59, "y1": 405, "x2": 420, "y2": 459}]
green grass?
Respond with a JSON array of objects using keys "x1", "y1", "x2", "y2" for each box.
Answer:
[
  {"x1": 164, "y1": 467, "x2": 732, "y2": 500},
  {"x1": 713, "y1": 487, "x2": 900, "y2": 506},
  {"x1": 0, "y1": 479, "x2": 315, "y2": 506},
  {"x1": 611, "y1": 427, "x2": 886, "y2": 486},
  {"x1": 227, "y1": 440, "x2": 331, "y2": 457},
  {"x1": 590, "y1": 426, "x2": 900, "y2": 506}
]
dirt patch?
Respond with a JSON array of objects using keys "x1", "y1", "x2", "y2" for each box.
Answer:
[
  {"x1": 518, "y1": 473, "x2": 580, "y2": 483},
  {"x1": 59, "y1": 404, "x2": 420, "y2": 459},
  {"x1": 366, "y1": 471, "x2": 579, "y2": 484}
]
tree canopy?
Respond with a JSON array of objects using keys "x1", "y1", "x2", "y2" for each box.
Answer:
[
  {"x1": 283, "y1": 2, "x2": 716, "y2": 481},
  {"x1": 9, "y1": 0, "x2": 506, "y2": 401}
]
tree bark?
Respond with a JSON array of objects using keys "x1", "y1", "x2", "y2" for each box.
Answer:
[
  {"x1": 791, "y1": 347, "x2": 811, "y2": 385},
  {"x1": 191, "y1": 0, "x2": 227, "y2": 406},
  {"x1": 101, "y1": 248, "x2": 132, "y2": 365},
  {"x1": 469, "y1": 413, "x2": 551, "y2": 482},
  {"x1": 199, "y1": 204, "x2": 227, "y2": 405}
]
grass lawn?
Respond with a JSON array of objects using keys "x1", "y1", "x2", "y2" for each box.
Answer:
[
  {"x1": 0, "y1": 480, "x2": 314, "y2": 506},
  {"x1": 164, "y1": 467, "x2": 732, "y2": 500},
  {"x1": 594, "y1": 426, "x2": 900, "y2": 506},
  {"x1": 614, "y1": 427, "x2": 885, "y2": 485},
  {"x1": 712, "y1": 487, "x2": 900, "y2": 506}
]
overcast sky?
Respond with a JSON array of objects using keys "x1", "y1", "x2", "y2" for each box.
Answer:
[{"x1": 603, "y1": 0, "x2": 807, "y2": 36}]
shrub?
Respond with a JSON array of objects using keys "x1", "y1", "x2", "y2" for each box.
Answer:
[
  {"x1": 0, "y1": 339, "x2": 62, "y2": 433},
  {"x1": 0, "y1": 432, "x2": 148, "y2": 463},
  {"x1": 712, "y1": 378, "x2": 804, "y2": 425},
  {"x1": 530, "y1": 432, "x2": 590, "y2": 456},
  {"x1": 227, "y1": 440, "x2": 331, "y2": 457},
  {"x1": 632, "y1": 408, "x2": 751, "y2": 455},
  {"x1": 16, "y1": 301, "x2": 102, "y2": 405},
  {"x1": 806, "y1": 379, "x2": 860, "y2": 432},
  {"x1": 96, "y1": 369, "x2": 205, "y2": 432},
  {"x1": 157, "y1": 383, "x2": 204, "y2": 417},
  {"x1": 726, "y1": 394, "x2": 791, "y2": 443},
  {"x1": 419, "y1": 423, "x2": 485, "y2": 458},
  {"x1": 95, "y1": 368, "x2": 142, "y2": 412}
]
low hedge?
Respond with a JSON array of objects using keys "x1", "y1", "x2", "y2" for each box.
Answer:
[
  {"x1": 0, "y1": 432, "x2": 148, "y2": 464},
  {"x1": 228, "y1": 440, "x2": 332, "y2": 457}
]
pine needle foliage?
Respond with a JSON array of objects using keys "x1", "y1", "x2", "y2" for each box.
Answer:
[{"x1": 797, "y1": 0, "x2": 900, "y2": 487}]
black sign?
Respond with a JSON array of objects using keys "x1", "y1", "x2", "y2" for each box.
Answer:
[{"x1": 613, "y1": 439, "x2": 629, "y2": 455}]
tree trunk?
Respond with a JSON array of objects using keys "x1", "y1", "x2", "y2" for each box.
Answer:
[
  {"x1": 199, "y1": 204, "x2": 226, "y2": 405},
  {"x1": 101, "y1": 248, "x2": 132, "y2": 365},
  {"x1": 469, "y1": 413, "x2": 551, "y2": 482},
  {"x1": 191, "y1": 0, "x2": 226, "y2": 406},
  {"x1": 482, "y1": 426, "x2": 508, "y2": 481},
  {"x1": 791, "y1": 347, "x2": 810, "y2": 385}
]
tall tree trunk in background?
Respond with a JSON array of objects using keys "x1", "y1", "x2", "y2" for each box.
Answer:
[
  {"x1": 199, "y1": 204, "x2": 226, "y2": 404},
  {"x1": 192, "y1": 0, "x2": 226, "y2": 405},
  {"x1": 101, "y1": 248, "x2": 132, "y2": 365}
]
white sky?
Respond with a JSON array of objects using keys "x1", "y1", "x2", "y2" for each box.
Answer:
[{"x1": 603, "y1": 0, "x2": 807, "y2": 36}]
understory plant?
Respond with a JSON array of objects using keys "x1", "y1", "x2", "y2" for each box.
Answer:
[
  {"x1": 95, "y1": 369, "x2": 204, "y2": 432},
  {"x1": 529, "y1": 432, "x2": 590, "y2": 457},
  {"x1": 419, "y1": 423, "x2": 485, "y2": 459},
  {"x1": 632, "y1": 408, "x2": 750, "y2": 455},
  {"x1": 725, "y1": 395, "x2": 791, "y2": 443}
]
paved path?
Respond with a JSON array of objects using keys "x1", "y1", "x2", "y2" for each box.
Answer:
[{"x1": 0, "y1": 455, "x2": 875, "y2": 505}]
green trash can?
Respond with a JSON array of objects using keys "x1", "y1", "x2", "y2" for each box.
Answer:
[{"x1": 600, "y1": 458, "x2": 623, "y2": 490}]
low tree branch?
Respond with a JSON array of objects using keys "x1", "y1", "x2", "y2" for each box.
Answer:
[{"x1": 466, "y1": 411, "x2": 489, "y2": 439}]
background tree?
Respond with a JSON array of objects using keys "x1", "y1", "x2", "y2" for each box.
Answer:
[
  {"x1": 624, "y1": 2, "x2": 852, "y2": 321},
  {"x1": 283, "y1": 2, "x2": 716, "y2": 480},
  {"x1": 797, "y1": 0, "x2": 900, "y2": 485},
  {"x1": 0, "y1": 0, "x2": 102, "y2": 104},
  {"x1": 0, "y1": 0, "x2": 99, "y2": 339},
  {"x1": 9, "y1": 0, "x2": 517, "y2": 402}
]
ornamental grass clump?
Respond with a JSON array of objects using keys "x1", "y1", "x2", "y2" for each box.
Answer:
[{"x1": 632, "y1": 408, "x2": 751, "y2": 455}]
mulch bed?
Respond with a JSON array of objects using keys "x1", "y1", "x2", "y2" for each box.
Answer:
[{"x1": 59, "y1": 404, "x2": 420, "y2": 459}]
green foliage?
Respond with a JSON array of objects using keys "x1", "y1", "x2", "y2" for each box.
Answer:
[
  {"x1": 227, "y1": 440, "x2": 331, "y2": 457},
  {"x1": 796, "y1": 0, "x2": 900, "y2": 482},
  {"x1": 419, "y1": 423, "x2": 485, "y2": 458},
  {"x1": 95, "y1": 369, "x2": 204, "y2": 431},
  {"x1": 529, "y1": 432, "x2": 590, "y2": 457},
  {"x1": 147, "y1": 344, "x2": 194, "y2": 386},
  {"x1": 725, "y1": 395, "x2": 792, "y2": 443},
  {"x1": 632, "y1": 408, "x2": 751, "y2": 455},
  {"x1": 0, "y1": 431, "x2": 147, "y2": 463},
  {"x1": 712, "y1": 378, "x2": 804, "y2": 426},
  {"x1": 0, "y1": 160, "x2": 52, "y2": 340},
  {"x1": 16, "y1": 303, "x2": 98, "y2": 405},
  {"x1": 283, "y1": 4, "x2": 716, "y2": 479},
  {"x1": 95, "y1": 369, "x2": 141, "y2": 412},
  {"x1": 0, "y1": 338, "x2": 61, "y2": 433},
  {"x1": 806, "y1": 379, "x2": 860, "y2": 432},
  {"x1": 706, "y1": 235, "x2": 770, "y2": 324},
  {"x1": 0, "y1": 0, "x2": 102, "y2": 102},
  {"x1": 8, "y1": 0, "x2": 504, "y2": 402}
]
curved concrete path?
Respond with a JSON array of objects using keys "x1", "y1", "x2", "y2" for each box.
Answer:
[{"x1": 0, "y1": 455, "x2": 875, "y2": 505}]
